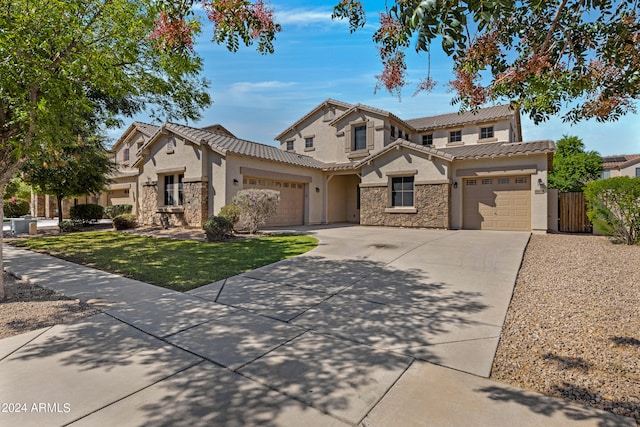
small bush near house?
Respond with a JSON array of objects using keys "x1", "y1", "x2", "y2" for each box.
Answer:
[
  {"x1": 58, "y1": 219, "x2": 83, "y2": 232},
  {"x1": 218, "y1": 204, "x2": 240, "y2": 228},
  {"x1": 3, "y1": 197, "x2": 30, "y2": 218},
  {"x1": 104, "y1": 204, "x2": 132, "y2": 219},
  {"x1": 70, "y1": 204, "x2": 104, "y2": 225},
  {"x1": 232, "y1": 189, "x2": 280, "y2": 233},
  {"x1": 203, "y1": 215, "x2": 233, "y2": 242},
  {"x1": 112, "y1": 214, "x2": 137, "y2": 230},
  {"x1": 584, "y1": 176, "x2": 640, "y2": 245}
]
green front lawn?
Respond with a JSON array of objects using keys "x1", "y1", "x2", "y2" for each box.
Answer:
[{"x1": 9, "y1": 231, "x2": 318, "y2": 292}]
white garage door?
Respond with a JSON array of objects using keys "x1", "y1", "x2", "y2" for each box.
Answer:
[
  {"x1": 463, "y1": 176, "x2": 531, "y2": 231},
  {"x1": 243, "y1": 176, "x2": 305, "y2": 226}
]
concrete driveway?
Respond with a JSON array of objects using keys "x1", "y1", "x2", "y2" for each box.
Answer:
[{"x1": 1, "y1": 225, "x2": 633, "y2": 426}]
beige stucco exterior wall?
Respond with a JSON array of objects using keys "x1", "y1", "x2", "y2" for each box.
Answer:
[
  {"x1": 137, "y1": 134, "x2": 209, "y2": 227},
  {"x1": 327, "y1": 174, "x2": 360, "y2": 223},
  {"x1": 619, "y1": 162, "x2": 640, "y2": 178},
  {"x1": 360, "y1": 149, "x2": 450, "y2": 185},
  {"x1": 223, "y1": 154, "x2": 325, "y2": 225},
  {"x1": 449, "y1": 154, "x2": 550, "y2": 232},
  {"x1": 412, "y1": 118, "x2": 516, "y2": 149},
  {"x1": 277, "y1": 104, "x2": 350, "y2": 164}
]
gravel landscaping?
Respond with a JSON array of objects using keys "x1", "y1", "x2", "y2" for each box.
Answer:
[
  {"x1": 491, "y1": 233, "x2": 640, "y2": 424},
  {"x1": 0, "y1": 272, "x2": 99, "y2": 339}
]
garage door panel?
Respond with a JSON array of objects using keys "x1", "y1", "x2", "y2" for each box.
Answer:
[
  {"x1": 243, "y1": 177, "x2": 304, "y2": 226},
  {"x1": 463, "y1": 176, "x2": 531, "y2": 231}
]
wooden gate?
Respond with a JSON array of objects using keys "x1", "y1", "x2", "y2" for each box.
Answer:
[{"x1": 559, "y1": 192, "x2": 592, "y2": 233}]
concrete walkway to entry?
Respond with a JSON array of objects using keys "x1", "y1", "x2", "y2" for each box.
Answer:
[{"x1": 0, "y1": 225, "x2": 634, "y2": 426}]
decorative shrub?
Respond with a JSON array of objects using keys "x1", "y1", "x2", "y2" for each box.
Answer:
[
  {"x1": 585, "y1": 176, "x2": 640, "y2": 245},
  {"x1": 104, "y1": 204, "x2": 132, "y2": 219},
  {"x1": 232, "y1": 189, "x2": 280, "y2": 233},
  {"x1": 3, "y1": 197, "x2": 30, "y2": 218},
  {"x1": 203, "y1": 215, "x2": 233, "y2": 242},
  {"x1": 58, "y1": 219, "x2": 83, "y2": 232},
  {"x1": 218, "y1": 204, "x2": 240, "y2": 227},
  {"x1": 70, "y1": 204, "x2": 104, "y2": 224},
  {"x1": 112, "y1": 213, "x2": 137, "y2": 230}
]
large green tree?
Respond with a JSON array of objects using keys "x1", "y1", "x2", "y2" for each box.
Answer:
[
  {"x1": 548, "y1": 135, "x2": 603, "y2": 192},
  {"x1": 0, "y1": 0, "x2": 280, "y2": 300},
  {"x1": 22, "y1": 136, "x2": 115, "y2": 224},
  {"x1": 332, "y1": 0, "x2": 640, "y2": 124}
]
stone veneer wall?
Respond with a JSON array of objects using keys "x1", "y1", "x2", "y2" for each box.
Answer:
[
  {"x1": 360, "y1": 183, "x2": 449, "y2": 228},
  {"x1": 182, "y1": 181, "x2": 208, "y2": 227},
  {"x1": 140, "y1": 181, "x2": 207, "y2": 228}
]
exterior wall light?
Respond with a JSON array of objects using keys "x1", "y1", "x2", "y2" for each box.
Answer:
[{"x1": 453, "y1": 181, "x2": 458, "y2": 189}]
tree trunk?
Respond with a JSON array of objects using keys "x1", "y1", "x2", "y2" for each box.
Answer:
[
  {"x1": 0, "y1": 196, "x2": 5, "y2": 300},
  {"x1": 57, "y1": 195, "x2": 64, "y2": 224}
]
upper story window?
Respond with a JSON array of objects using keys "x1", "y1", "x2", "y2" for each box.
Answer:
[
  {"x1": 398, "y1": 130, "x2": 403, "y2": 139},
  {"x1": 304, "y1": 137, "x2": 314, "y2": 149},
  {"x1": 404, "y1": 133, "x2": 410, "y2": 141},
  {"x1": 354, "y1": 125, "x2": 367, "y2": 151},
  {"x1": 123, "y1": 148, "x2": 130, "y2": 162},
  {"x1": 480, "y1": 126, "x2": 494, "y2": 139},
  {"x1": 286, "y1": 140, "x2": 294, "y2": 151},
  {"x1": 449, "y1": 130, "x2": 462, "y2": 143},
  {"x1": 164, "y1": 174, "x2": 184, "y2": 206},
  {"x1": 391, "y1": 176, "x2": 414, "y2": 207},
  {"x1": 391, "y1": 125, "x2": 396, "y2": 138},
  {"x1": 422, "y1": 134, "x2": 433, "y2": 146}
]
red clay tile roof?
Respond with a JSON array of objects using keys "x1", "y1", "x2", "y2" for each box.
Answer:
[{"x1": 602, "y1": 154, "x2": 640, "y2": 169}]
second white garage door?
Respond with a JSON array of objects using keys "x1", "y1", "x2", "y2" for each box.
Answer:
[
  {"x1": 243, "y1": 176, "x2": 305, "y2": 226},
  {"x1": 463, "y1": 176, "x2": 531, "y2": 231}
]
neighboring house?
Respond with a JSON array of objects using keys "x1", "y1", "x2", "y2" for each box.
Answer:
[
  {"x1": 107, "y1": 99, "x2": 555, "y2": 232},
  {"x1": 601, "y1": 154, "x2": 640, "y2": 179}
]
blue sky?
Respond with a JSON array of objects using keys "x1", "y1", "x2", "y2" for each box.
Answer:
[{"x1": 114, "y1": 1, "x2": 640, "y2": 156}]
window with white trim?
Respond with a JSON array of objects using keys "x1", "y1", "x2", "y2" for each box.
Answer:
[
  {"x1": 449, "y1": 130, "x2": 462, "y2": 143},
  {"x1": 163, "y1": 174, "x2": 184, "y2": 206},
  {"x1": 636, "y1": 168, "x2": 640, "y2": 177},
  {"x1": 286, "y1": 140, "x2": 294, "y2": 151},
  {"x1": 601, "y1": 170, "x2": 611, "y2": 179},
  {"x1": 304, "y1": 137, "x2": 314, "y2": 149},
  {"x1": 391, "y1": 176, "x2": 414, "y2": 207},
  {"x1": 422, "y1": 134, "x2": 433, "y2": 146},
  {"x1": 123, "y1": 148, "x2": 130, "y2": 162}
]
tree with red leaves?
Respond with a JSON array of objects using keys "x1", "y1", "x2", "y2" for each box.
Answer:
[{"x1": 332, "y1": 0, "x2": 640, "y2": 124}]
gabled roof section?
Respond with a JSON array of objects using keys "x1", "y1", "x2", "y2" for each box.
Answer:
[
  {"x1": 329, "y1": 103, "x2": 408, "y2": 128},
  {"x1": 109, "y1": 121, "x2": 160, "y2": 153},
  {"x1": 199, "y1": 123, "x2": 235, "y2": 137},
  {"x1": 350, "y1": 139, "x2": 455, "y2": 168},
  {"x1": 405, "y1": 104, "x2": 516, "y2": 131},
  {"x1": 440, "y1": 140, "x2": 555, "y2": 159},
  {"x1": 274, "y1": 99, "x2": 353, "y2": 141},
  {"x1": 143, "y1": 122, "x2": 326, "y2": 169},
  {"x1": 602, "y1": 154, "x2": 640, "y2": 169}
]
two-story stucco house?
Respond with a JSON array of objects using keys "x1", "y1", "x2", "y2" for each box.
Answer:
[{"x1": 106, "y1": 99, "x2": 555, "y2": 232}]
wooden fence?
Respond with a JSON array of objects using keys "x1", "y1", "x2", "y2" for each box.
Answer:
[{"x1": 559, "y1": 191, "x2": 592, "y2": 233}]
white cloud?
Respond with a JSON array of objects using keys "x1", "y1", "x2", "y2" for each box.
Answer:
[
  {"x1": 229, "y1": 81, "x2": 298, "y2": 93},
  {"x1": 275, "y1": 7, "x2": 345, "y2": 27}
]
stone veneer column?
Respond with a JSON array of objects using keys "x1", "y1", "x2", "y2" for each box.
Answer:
[
  {"x1": 140, "y1": 183, "x2": 158, "y2": 225},
  {"x1": 182, "y1": 181, "x2": 208, "y2": 227},
  {"x1": 360, "y1": 184, "x2": 449, "y2": 228}
]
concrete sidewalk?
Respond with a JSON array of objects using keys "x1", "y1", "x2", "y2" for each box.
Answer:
[{"x1": 1, "y1": 226, "x2": 635, "y2": 426}]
